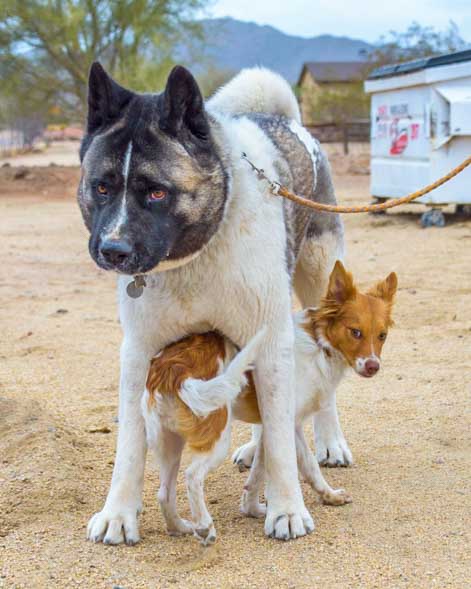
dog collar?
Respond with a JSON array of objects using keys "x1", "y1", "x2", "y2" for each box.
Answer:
[
  {"x1": 310, "y1": 320, "x2": 333, "y2": 358},
  {"x1": 315, "y1": 334, "x2": 332, "y2": 358},
  {"x1": 126, "y1": 274, "x2": 147, "y2": 298}
]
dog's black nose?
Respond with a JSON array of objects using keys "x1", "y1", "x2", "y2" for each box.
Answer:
[{"x1": 100, "y1": 239, "x2": 133, "y2": 267}]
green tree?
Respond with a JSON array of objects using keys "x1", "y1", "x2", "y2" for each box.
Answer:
[
  {"x1": 196, "y1": 65, "x2": 234, "y2": 98},
  {"x1": 0, "y1": 0, "x2": 207, "y2": 123},
  {"x1": 369, "y1": 20, "x2": 467, "y2": 67}
]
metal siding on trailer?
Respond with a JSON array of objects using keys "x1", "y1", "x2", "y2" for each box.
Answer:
[
  {"x1": 435, "y1": 85, "x2": 471, "y2": 135},
  {"x1": 370, "y1": 87, "x2": 433, "y2": 202},
  {"x1": 366, "y1": 58, "x2": 471, "y2": 206}
]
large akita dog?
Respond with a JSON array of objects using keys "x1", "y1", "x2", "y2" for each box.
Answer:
[{"x1": 78, "y1": 63, "x2": 350, "y2": 543}]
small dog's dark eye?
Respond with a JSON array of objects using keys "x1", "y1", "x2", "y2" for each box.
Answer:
[
  {"x1": 149, "y1": 189, "x2": 167, "y2": 202},
  {"x1": 96, "y1": 184, "x2": 108, "y2": 196},
  {"x1": 350, "y1": 328, "x2": 362, "y2": 339},
  {"x1": 379, "y1": 332, "x2": 387, "y2": 341}
]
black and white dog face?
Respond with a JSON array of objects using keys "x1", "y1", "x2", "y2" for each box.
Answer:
[{"x1": 78, "y1": 63, "x2": 229, "y2": 275}]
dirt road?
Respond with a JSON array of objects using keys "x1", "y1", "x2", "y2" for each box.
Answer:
[
  {"x1": 0, "y1": 141, "x2": 80, "y2": 168},
  {"x1": 0, "y1": 159, "x2": 470, "y2": 588}
]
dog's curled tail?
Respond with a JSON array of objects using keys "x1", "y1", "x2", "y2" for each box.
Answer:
[
  {"x1": 179, "y1": 328, "x2": 266, "y2": 418},
  {"x1": 208, "y1": 67, "x2": 301, "y2": 122}
]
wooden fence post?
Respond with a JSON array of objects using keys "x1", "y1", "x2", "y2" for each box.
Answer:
[{"x1": 342, "y1": 124, "x2": 349, "y2": 155}]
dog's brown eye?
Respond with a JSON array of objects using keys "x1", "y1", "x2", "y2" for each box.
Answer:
[
  {"x1": 350, "y1": 328, "x2": 362, "y2": 339},
  {"x1": 149, "y1": 189, "x2": 167, "y2": 201},
  {"x1": 379, "y1": 332, "x2": 387, "y2": 341},
  {"x1": 97, "y1": 184, "x2": 108, "y2": 196}
]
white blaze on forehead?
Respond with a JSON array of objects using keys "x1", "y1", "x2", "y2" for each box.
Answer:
[
  {"x1": 289, "y1": 119, "x2": 319, "y2": 182},
  {"x1": 122, "y1": 141, "x2": 133, "y2": 191},
  {"x1": 104, "y1": 141, "x2": 133, "y2": 240}
]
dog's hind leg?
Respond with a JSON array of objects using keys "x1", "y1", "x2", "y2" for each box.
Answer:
[
  {"x1": 232, "y1": 424, "x2": 262, "y2": 471},
  {"x1": 293, "y1": 149, "x2": 345, "y2": 308},
  {"x1": 157, "y1": 428, "x2": 193, "y2": 537},
  {"x1": 185, "y1": 423, "x2": 232, "y2": 545},
  {"x1": 241, "y1": 438, "x2": 266, "y2": 518},
  {"x1": 296, "y1": 425, "x2": 352, "y2": 506},
  {"x1": 294, "y1": 228, "x2": 343, "y2": 309}
]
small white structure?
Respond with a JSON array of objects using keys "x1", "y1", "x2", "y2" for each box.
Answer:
[{"x1": 365, "y1": 50, "x2": 471, "y2": 226}]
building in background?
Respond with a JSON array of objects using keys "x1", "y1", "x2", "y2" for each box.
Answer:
[
  {"x1": 297, "y1": 62, "x2": 370, "y2": 152},
  {"x1": 297, "y1": 61, "x2": 368, "y2": 125}
]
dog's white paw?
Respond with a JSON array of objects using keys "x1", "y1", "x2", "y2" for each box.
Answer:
[
  {"x1": 314, "y1": 409, "x2": 353, "y2": 467},
  {"x1": 264, "y1": 505, "x2": 314, "y2": 540},
  {"x1": 167, "y1": 518, "x2": 194, "y2": 537},
  {"x1": 232, "y1": 440, "x2": 257, "y2": 471},
  {"x1": 87, "y1": 504, "x2": 141, "y2": 545},
  {"x1": 194, "y1": 523, "x2": 217, "y2": 546},
  {"x1": 315, "y1": 435, "x2": 353, "y2": 467},
  {"x1": 321, "y1": 488, "x2": 353, "y2": 506},
  {"x1": 240, "y1": 491, "x2": 266, "y2": 519}
]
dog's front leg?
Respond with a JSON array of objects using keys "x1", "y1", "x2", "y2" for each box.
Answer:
[
  {"x1": 313, "y1": 392, "x2": 353, "y2": 467},
  {"x1": 87, "y1": 338, "x2": 152, "y2": 545},
  {"x1": 296, "y1": 425, "x2": 352, "y2": 505},
  {"x1": 255, "y1": 322, "x2": 314, "y2": 540}
]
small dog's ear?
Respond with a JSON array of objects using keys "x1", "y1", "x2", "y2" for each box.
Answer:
[
  {"x1": 369, "y1": 272, "x2": 398, "y2": 302},
  {"x1": 86, "y1": 62, "x2": 134, "y2": 134},
  {"x1": 160, "y1": 65, "x2": 210, "y2": 141},
  {"x1": 327, "y1": 260, "x2": 356, "y2": 304}
]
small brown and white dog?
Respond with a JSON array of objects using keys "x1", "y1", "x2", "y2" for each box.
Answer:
[{"x1": 142, "y1": 261, "x2": 397, "y2": 544}]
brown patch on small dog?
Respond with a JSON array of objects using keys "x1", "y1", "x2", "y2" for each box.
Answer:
[
  {"x1": 147, "y1": 332, "x2": 229, "y2": 452},
  {"x1": 232, "y1": 373, "x2": 261, "y2": 424},
  {"x1": 177, "y1": 403, "x2": 228, "y2": 453}
]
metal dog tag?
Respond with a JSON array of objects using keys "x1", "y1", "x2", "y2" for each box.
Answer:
[{"x1": 126, "y1": 275, "x2": 147, "y2": 299}]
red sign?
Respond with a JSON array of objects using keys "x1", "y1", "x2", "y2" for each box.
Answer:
[{"x1": 389, "y1": 119, "x2": 408, "y2": 155}]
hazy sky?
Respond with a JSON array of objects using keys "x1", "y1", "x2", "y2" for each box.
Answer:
[{"x1": 208, "y1": 0, "x2": 471, "y2": 42}]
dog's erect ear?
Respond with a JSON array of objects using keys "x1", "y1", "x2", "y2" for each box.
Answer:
[
  {"x1": 327, "y1": 260, "x2": 356, "y2": 304},
  {"x1": 160, "y1": 66, "x2": 210, "y2": 141},
  {"x1": 86, "y1": 62, "x2": 134, "y2": 134},
  {"x1": 369, "y1": 272, "x2": 398, "y2": 302}
]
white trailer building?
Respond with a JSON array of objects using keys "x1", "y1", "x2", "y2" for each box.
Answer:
[{"x1": 365, "y1": 50, "x2": 471, "y2": 226}]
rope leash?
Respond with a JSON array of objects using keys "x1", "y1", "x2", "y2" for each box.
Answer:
[
  {"x1": 241, "y1": 152, "x2": 471, "y2": 214},
  {"x1": 126, "y1": 153, "x2": 471, "y2": 299}
]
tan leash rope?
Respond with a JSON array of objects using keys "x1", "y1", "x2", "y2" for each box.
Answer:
[
  {"x1": 241, "y1": 152, "x2": 471, "y2": 214},
  {"x1": 126, "y1": 153, "x2": 471, "y2": 299}
]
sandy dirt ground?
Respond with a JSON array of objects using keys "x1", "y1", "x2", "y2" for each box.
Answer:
[
  {"x1": 0, "y1": 148, "x2": 470, "y2": 589},
  {"x1": 0, "y1": 141, "x2": 80, "y2": 168}
]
